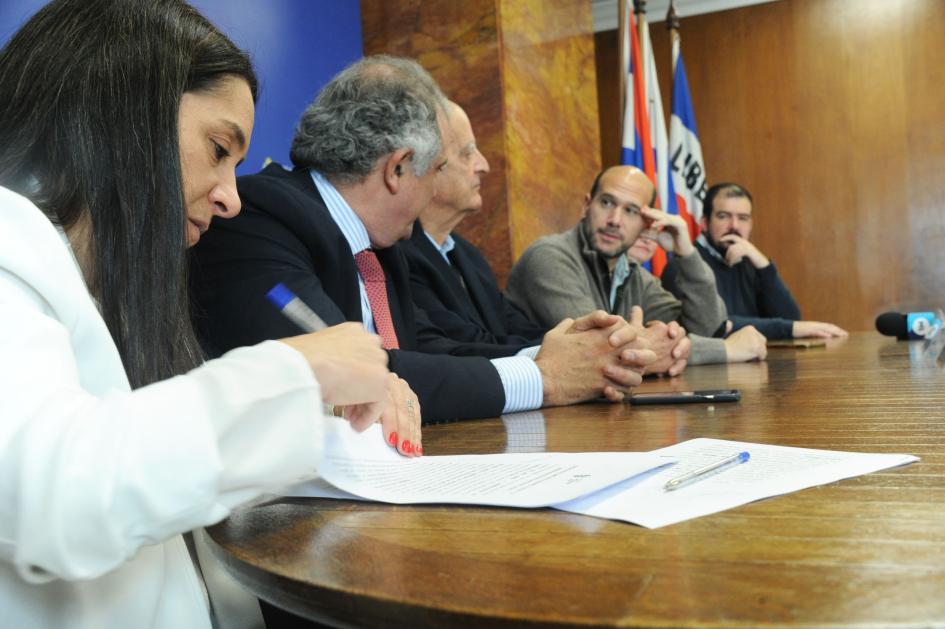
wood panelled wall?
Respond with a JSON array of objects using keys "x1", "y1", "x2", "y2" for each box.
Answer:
[
  {"x1": 597, "y1": 0, "x2": 945, "y2": 332},
  {"x1": 361, "y1": 0, "x2": 600, "y2": 285}
]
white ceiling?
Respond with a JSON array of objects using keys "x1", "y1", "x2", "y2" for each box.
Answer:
[{"x1": 592, "y1": 0, "x2": 780, "y2": 31}]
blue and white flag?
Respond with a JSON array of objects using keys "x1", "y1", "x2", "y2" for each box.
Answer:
[{"x1": 669, "y1": 31, "x2": 707, "y2": 239}]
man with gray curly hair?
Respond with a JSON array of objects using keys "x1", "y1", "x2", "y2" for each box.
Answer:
[
  {"x1": 193, "y1": 55, "x2": 654, "y2": 424},
  {"x1": 291, "y1": 55, "x2": 446, "y2": 188}
]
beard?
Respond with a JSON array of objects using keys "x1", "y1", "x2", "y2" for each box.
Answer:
[
  {"x1": 709, "y1": 229, "x2": 740, "y2": 255},
  {"x1": 584, "y1": 219, "x2": 631, "y2": 259}
]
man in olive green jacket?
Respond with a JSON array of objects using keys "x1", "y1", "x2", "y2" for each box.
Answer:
[{"x1": 507, "y1": 166, "x2": 728, "y2": 371}]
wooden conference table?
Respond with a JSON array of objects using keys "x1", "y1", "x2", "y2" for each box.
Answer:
[{"x1": 205, "y1": 333, "x2": 945, "y2": 627}]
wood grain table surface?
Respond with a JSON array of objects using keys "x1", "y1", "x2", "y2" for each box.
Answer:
[{"x1": 205, "y1": 333, "x2": 945, "y2": 628}]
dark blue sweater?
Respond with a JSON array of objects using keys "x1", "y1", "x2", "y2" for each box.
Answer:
[{"x1": 662, "y1": 242, "x2": 801, "y2": 340}]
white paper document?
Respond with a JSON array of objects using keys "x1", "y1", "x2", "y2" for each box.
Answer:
[
  {"x1": 555, "y1": 438, "x2": 919, "y2": 528},
  {"x1": 289, "y1": 421, "x2": 917, "y2": 527},
  {"x1": 289, "y1": 419, "x2": 672, "y2": 508}
]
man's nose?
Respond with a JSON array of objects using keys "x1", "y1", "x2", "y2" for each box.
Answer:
[{"x1": 475, "y1": 148, "x2": 490, "y2": 175}]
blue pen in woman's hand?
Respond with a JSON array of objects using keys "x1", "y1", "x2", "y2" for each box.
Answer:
[
  {"x1": 266, "y1": 283, "x2": 327, "y2": 332},
  {"x1": 663, "y1": 451, "x2": 750, "y2": 491}
]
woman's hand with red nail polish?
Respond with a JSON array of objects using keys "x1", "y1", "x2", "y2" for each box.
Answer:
[{"x1": 378, "y1": 374, "x2": 422, "y2": 457}]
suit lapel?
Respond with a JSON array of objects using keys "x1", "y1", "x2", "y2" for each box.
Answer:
[
  {"x1": 410, "y1": 228, "x2": 471, "y2": 308},
  {"x1": 289, "y1": 167, "x2": 365, "y2": 323},
  {"x1": 448, "y1": 240, "x2": 501, "y2": 333}
]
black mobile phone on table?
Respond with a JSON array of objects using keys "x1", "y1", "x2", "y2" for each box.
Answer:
[{"x1": 629, "y1": 389, "x2": 740, "y2": 405}]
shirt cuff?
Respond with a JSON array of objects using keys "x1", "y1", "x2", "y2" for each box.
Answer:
[
  {"x1": 491, "y1": 356, "x2": 544, "y2": 413},
  {"x1": 516, "y1": 345, "x2": 541, "y2": 359}
]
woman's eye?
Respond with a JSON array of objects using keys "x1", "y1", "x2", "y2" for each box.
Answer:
[{"x1": 211, "y1": 139, "x2": 229, "y2": 162}]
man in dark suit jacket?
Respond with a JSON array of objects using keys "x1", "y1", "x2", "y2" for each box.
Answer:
[
  {"x1": 405, "y1": 222, "x2": 546, "y2": 352},
  {"x1": 193, "y1": 162, "x2": 512, "y2": 421},
  {"x1": 192, "y1": 57, "x2": 652, "y2": 424},
  {"x1": 403, "y1": 102, "x2": 547, "y2": 356}
]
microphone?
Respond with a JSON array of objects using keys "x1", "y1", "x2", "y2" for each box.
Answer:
[{"x1": 875, "y1": 311, "x2": 942, "y2": 340}]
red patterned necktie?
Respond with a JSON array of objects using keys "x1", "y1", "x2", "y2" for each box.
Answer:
[{"x1": 353, "y1": 250, "x2": 400, "y2": 350}]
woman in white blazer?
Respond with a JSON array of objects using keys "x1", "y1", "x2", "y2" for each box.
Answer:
[{"x1": 0, "y1": 0, "x2": 422, "y2": 627}]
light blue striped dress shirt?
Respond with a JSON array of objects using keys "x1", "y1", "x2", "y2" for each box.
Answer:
[{"x1": 311, "y1": 171, "x2": 543, "y2": 413}]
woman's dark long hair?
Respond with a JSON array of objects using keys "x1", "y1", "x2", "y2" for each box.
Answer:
[{"x1": 0, "y1": 0, "x2": 257, "y2": 388}]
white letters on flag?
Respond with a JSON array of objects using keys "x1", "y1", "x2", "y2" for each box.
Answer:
[{"x1": 669, "y1": 32, "x2": 707, "y2": 238}]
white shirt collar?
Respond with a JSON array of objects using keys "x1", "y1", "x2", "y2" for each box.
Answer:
[{"x1": 424, "y1": 231, "x2": 455, "y2": 264}]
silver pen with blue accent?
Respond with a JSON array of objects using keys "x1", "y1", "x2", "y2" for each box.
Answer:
[
  {"x1": 266, "y1": 283, "x2": 326, "y2": 332},
  {"x1": 664, "y1": 451, "x2": 750, "y2": 491}
]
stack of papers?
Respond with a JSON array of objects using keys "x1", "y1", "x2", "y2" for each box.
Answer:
[
  {"x1": 299, "y1": 417, "x2": 672, "y2": 507},
  {"x1": 289, "y1": 419, "x2": 918, "y2": 528}
]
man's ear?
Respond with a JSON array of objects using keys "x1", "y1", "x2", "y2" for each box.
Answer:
[
  {"x1": 699, "y1": 213, "x2": 709, "y2": 232},
  {"x1": 383, "y1": 148, "x2": 413, "y2": 194},
  {"x1": 581, "y1": 192, "x2": 592, "y2": 218}
]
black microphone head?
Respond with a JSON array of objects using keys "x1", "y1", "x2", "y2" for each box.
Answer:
[{"x1": 875, "y1": 312, "x2": 908, "y2": 340}]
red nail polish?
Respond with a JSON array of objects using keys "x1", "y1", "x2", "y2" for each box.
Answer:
[
  {"x1": 402, "y1": 440, "x2": 412, "y2": 453},
  {"x1": 388, "y1": 432, "x2": 398, "y2": 446},
  {"x1": 417, "y1": 445, "x2": 423, "y2": 456}
]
